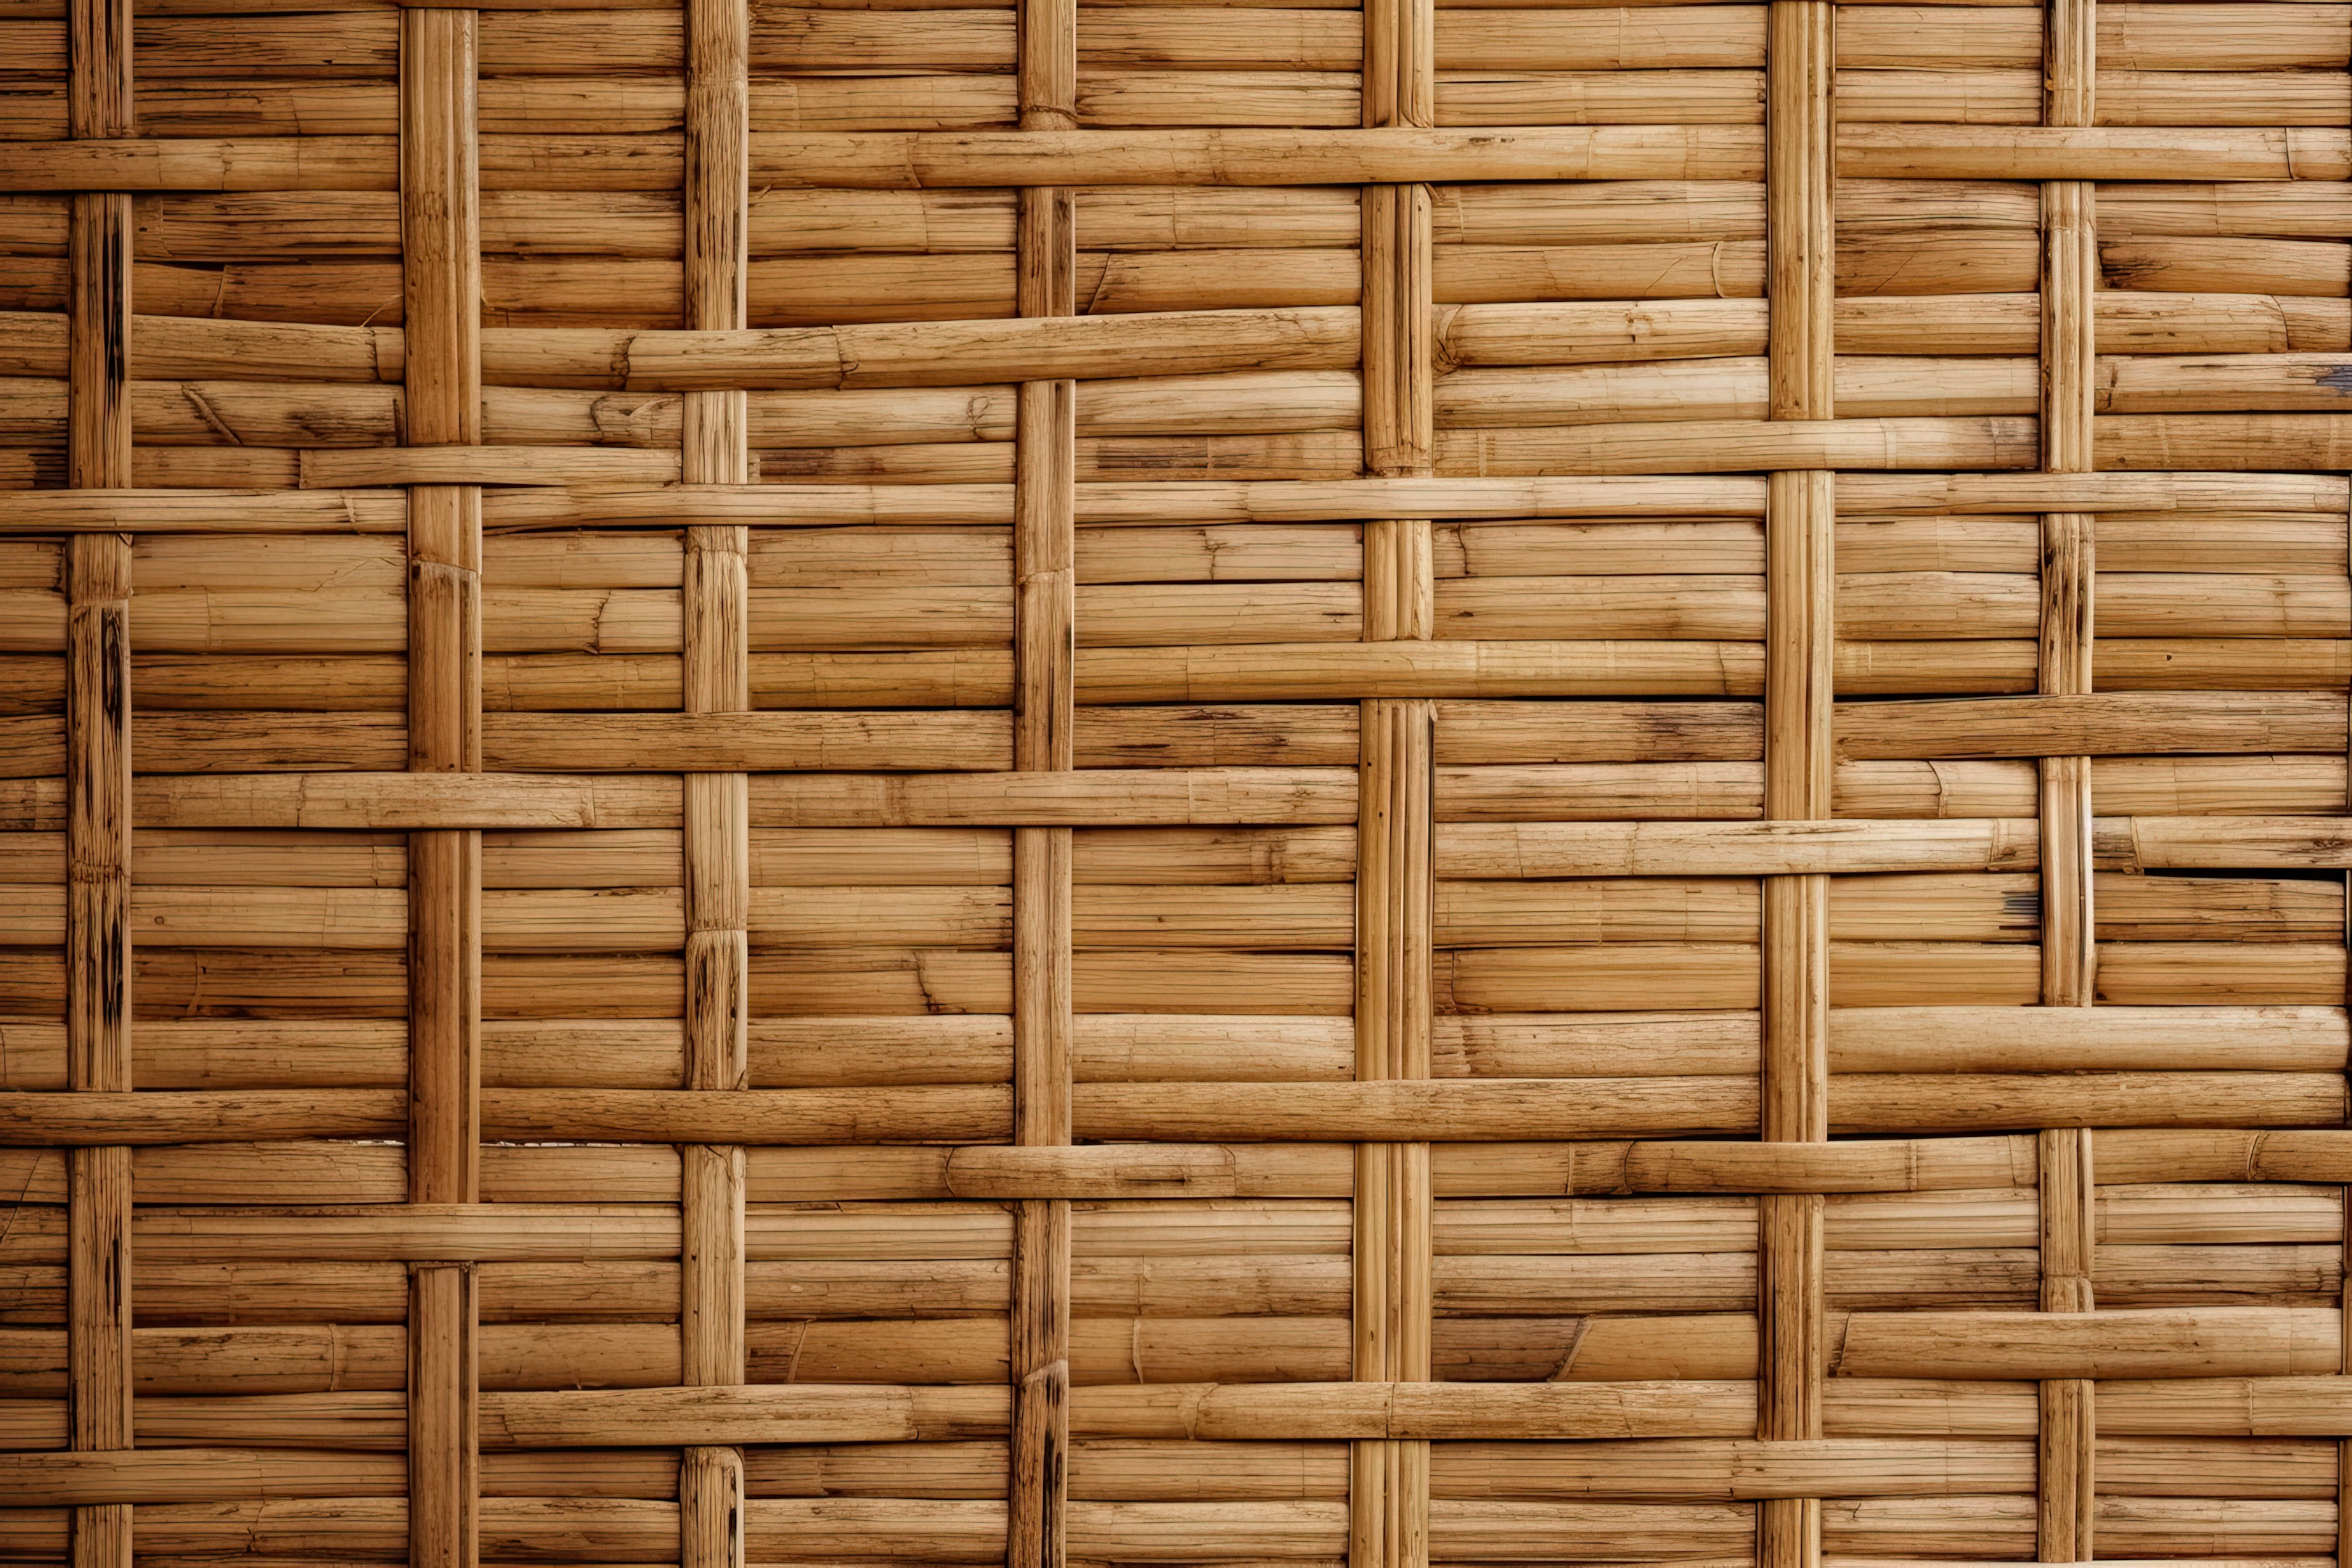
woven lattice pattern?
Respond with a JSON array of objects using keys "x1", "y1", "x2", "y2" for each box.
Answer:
[{"x1": 1, "y1": 0, "x2": 2350, "y2": 1565}]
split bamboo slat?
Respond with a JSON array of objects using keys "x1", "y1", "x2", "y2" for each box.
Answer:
[
  {"x1": 399, "y1": 19, "x2": 483, "y2": 1568},
  {"x1": 2, "y1": 0, "x2": 2351, "y2": 1559},
  {"x1": 677, "y1": 1, "x2": 750, "y2": 1567},
  {"x1": 1010, "y1": 0, "x2": 1077, "y2": 1562}
]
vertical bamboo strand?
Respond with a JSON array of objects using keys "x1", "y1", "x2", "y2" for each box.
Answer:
[
  {"x1": 402, "y1": 13, "x2": 481, "y2": 1568},
  {"x1": 1352, "y1": 702, "x2": 1432, "y2": 1568},
  {"x1": 65, "y1": 2, "x2": 131, "y2": 1565},
  {"x1": 1767, "y1": 1, "x2": 1833, "y2": 427},
  {"x1": 65, "y1": 17, "x2": 131, "y2": 1542},
  {"x1": 682, "y1": 1448, "x2": 745, "y2": 1568},
  {"x1": 2341, "y1": 496, "x2": 2351, "y2": 1567},
  {"x1": 1010, "y1": 1, "x2": 1074, "y2": 1561},
  {"x1": 2039, "y1": 1130, "x2": 2097, "y2": 1556},
  {"x1": 680, "y1": 0, "x2": 749, "y2": 1556},
  {"x1": 1361, "y1": 0, "x2": 1432, "y2": 639},
  {"x1": 1362, "y1": 182, "x2": 1433, "y2": 642},
  {"x1": 2038, "y1": 1, "x2": 2097, "y2": 1556},
  {"x1": 1760, "y1": 8, "x2": 1831, "y2": 1568},
  {"x1": 1356, "y1": 4, "x2": 1433, "y2": 1567}
]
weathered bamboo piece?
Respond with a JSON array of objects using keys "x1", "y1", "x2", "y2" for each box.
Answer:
[
  {"x1": 1010, "y1": 0, "x2": 1075, "y2": 1560},
  {"x1": 1759, "y1": 8, "x2": 1830, "y2": 1565},
  {"x1": 401, "y1": 13, "x2": 481, "y2": 1568},
  {"x1": 2038, "y1": 5, "x2": 2099, "y2": 1555},
  {"x1": 64, "y1": 6, "x2": 132, "y2": 1568},
  {"x1": 15, "y1": 473, "x2": 2345, "y2": 539},
  {"x1": 679, "y1": 2, "x2": 748, "y2": 1566},
  {"x1": 2340, "y1": 243, "x2": 2352, "y2": 1562},
  {"x1": 1356, "y1": 5, "x2": 1435, "y2": 1566}
]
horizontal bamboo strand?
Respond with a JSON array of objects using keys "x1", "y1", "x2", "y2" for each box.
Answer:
[
  {"x1": 5, "y1": 127, "x2": 2349, "y2": 193},
  {"x1": 12, "y1": 473, "x2": 2352, "y2": 535}
]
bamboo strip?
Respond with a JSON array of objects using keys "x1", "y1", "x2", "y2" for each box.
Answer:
[
  {"x1": 481, "y1": 308, "x2": 1360, "y2": 392},
  {"x1": 0, "y1": 137, "x2": 400, "y2": 192},
  {"x1": 480, "y1": 1385, "x2": 1011, "y2": 1448},
  {"x1": 732, "y1": 1137, "x2": 2045, "y2": 1201},
  {"x1": 1074, "y1": 1082, "x2": 1757, "y2": 1141},
  {"x1": 752, "y1": 770, "x2": 1356, "y2": 828},
  {"x1": 6, "y1": 293, "x2": 2341, "y2": 391},
  {"x1": 110, "y1": 1206, "x2": 682, "y2": 1262},
  {"x1": 1759, "y1": 8, "x2": 1832, "y2": 1567},
  {"x1": 2099, "y1": 1376, "x2": 2352, "y2": 1437},
  {"x1": 306, "y1": 445, "x2": 680, "y2": 486},
  {"x1": 126, "y1": 773, "x2": 678, "y2": 829},
  {"x1": 0, "y1": 1083, "x2": 2060, "y2": 1143},
  {"x1": 419, "y1": 1381, "x2": 1842, "y2": 1446},
  {"x1": 1836, "y1": 693, "x2": 2348, "y2": 761},
  {"x1": 27, "y1": 1130, "x2": 2343, "y2": 1201},
  {"x1": 0, "y1": 1450, "x2": 411, "y2": 1507},
  {"x1": 1834, "y1": 1074, "x2": 2351, "y2": 1135},
  {"x1": 2098, "y1": 1131, "x2": 2352, "y2": 1185},
  {"x1": 1832, "y1": 1008, "x2": 2346, "y2": 1073},
  {"x1": 11, "y1": 473, "x2": 2335, "y2": 538},
  {"x1": 1357, "y1": 8, "x2": 1436, "y2": 1560},
  {"x1": 1355, "y1": 701, "x2": 1435, "y2": 1563},
  {"x1": 1839, "y1": 473, "x2": 2349, "y2": 516},
  {"x1": 64, "y1": 6, "x2": 131, "y2": 1568},
  {"x1": 479, "y1": 712, "x2": 1011, "y2": 772},
  {"x1": 1071, "y1": 1382, "x2": 1757, "y2": 1442},
  {"x1": 34, "y1": 121, "x2": 2340, "y2": 192},
  {"x1": 1425, "y1": 1438, "x2": 2041, "y2": 1499},
  {"x1": 2036, "y1": 5, "x2": 2099, "y2": 1551},
  {"x1": 743, "y1": 128, "x2": 1763, "y2": 187},
  {"x1": 2342, "y1": 330, "x2": 2352, "y2": 1568},
  {"x1": 1009, "y1": 4, "x2": 1076, "y2": 1560},
  {"x1": 1077, "y1": 642, "x2": 1766, "y2": 703},
  {"x1": 1837, "y1": 126, "x2": 2351, "y2": 181},
  {"x1": 1834, "y1": 1307, "x2": 2341, "y2": 1381},
  {"x1": 679, "y1": 4, "x2": 748, "y2": 1564},
  {"x1": 1434, "y1": 820, "x2": 2037, "y2": 878},
  {"x1": 15, "y1": 767, "x2": 1363, "y2": 830},
  {"x1": 400, "y1": 16, "x2": 481, "y2": 1568},
  {"x1": 0, "y1": 490, "x2": 409, "y2": 534}
]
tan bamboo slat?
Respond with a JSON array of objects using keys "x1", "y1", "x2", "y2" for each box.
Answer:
[
  {"x1": 678, "y1": 0, "x2": 749, "y2": 1565},
  {"x1": 1355, "y1": 1, "x2": 1434, "y2": 1563},
  {"x1": 2036, "y1": 2, "x2": 2099, "y2": 1554},
  {"x1": 398, "y1": 13, "x2": 482, "y2": 1568},
  {"x1": 1010, "y1": 0, "x2": 1077, "y2": 1559},
  {"x1": 63, "y1": 7, "x2": 135, "y2": 1568},
  {"x1": 1757, "y1": 8, "x2": 1831, "y2": 1567}
]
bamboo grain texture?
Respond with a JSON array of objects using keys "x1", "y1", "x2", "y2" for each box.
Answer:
[{"x1": 3, "y1": 0, "x2": 2351, "y2": 1564}]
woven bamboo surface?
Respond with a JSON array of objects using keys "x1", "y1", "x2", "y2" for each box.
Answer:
[{"x1": 1, "y1": 0, "x2": 2350, "y2": 1564}]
